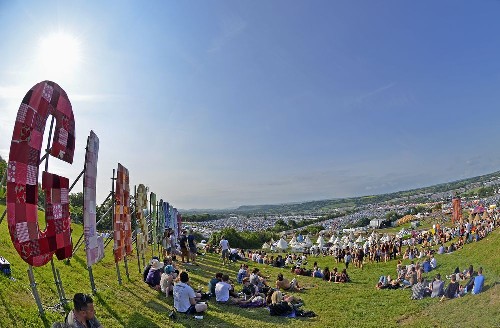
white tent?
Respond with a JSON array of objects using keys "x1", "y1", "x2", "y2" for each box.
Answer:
[
  {"x1": 355, "y1": 235, "x2": 364, "y2": 244},
  {"x1": 276, "y1": 238, "x2": 288, "y2": 250},
  {"x1": 317, "y1": 235, "x2": 326, "y2": 248},
  {"x1": 349, "y1": 231, "x2": 355, "y2": 241},
  {"x1": 289, "y1": 236, "x2": 298, "y2": 247},
  {"x1": 262, "y1": 242, "x2": 270, "y2": 249},
  {"x1": 303, "y1": 235, "x2": 313, "y2": 247},
  {"x1": 328, "y1": 235, "x2": 336, "y2": 243}
]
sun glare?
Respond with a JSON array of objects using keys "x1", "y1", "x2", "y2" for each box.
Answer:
[{"x1": 37, "y1": 32, "x2": 82, "y2": 79}]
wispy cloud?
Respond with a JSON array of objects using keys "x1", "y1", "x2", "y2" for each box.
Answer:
[
  {"x1": 356, "y1": 82, "x2": 396, "y2": 103},
  {"x1": 208, "y1": 15, "x2": 246, "y2": 53}
]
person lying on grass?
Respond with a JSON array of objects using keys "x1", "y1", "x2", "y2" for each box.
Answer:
[
  {"x1": 173, "y1": 271, "x2": 208, "y2": 314},
  {"x1": 216, "y1": 274, "x2": 253, "y2": 305},
  {"x1": 276, "y1": 273, "x2": 302, "y2": 291},
  {"x1": 268, "y1": 291, "x2": 315, "y2": 317}
]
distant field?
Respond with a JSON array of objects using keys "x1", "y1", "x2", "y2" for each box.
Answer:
[{"x1": 0, "y1": 204, "x2": 499, "y2": 327}]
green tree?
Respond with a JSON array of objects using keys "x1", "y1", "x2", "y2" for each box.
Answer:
[{"x1": 0, "y1": 155, "x2": 6, "y2": 201}]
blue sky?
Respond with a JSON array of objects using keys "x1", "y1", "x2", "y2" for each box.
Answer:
[{"x1": 1, "y1": 1, "x2": 500, "y2": 209}]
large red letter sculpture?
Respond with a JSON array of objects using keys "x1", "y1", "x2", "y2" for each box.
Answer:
[
  {"x1": 83, "y1": 131, "x2": 104, "y2": 266},
  {"x1": 113, "y1": 163, "x2": 132, "y2": 262},
  {"x1": 7, "y1": 81, "x2": 75, "y2": 267}
]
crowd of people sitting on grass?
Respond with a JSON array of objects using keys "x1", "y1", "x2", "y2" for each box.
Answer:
[
  {"x1": 140, "y1": 215, "x2": 497, "y2": 321},
  {"x1": 376, "y1": 262, "x2": 485, "y2": 301}
]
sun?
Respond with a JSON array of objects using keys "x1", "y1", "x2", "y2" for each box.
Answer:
[{"x1": 37, "y1": 31, "x2": 82, "y2": 79}]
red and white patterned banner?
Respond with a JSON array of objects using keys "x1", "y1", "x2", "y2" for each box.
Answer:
[
  {"x1": 113, "y1": 163, "x2": 132, "y2": 262},
  {"x1": 7, "y1": 81, "x2": 75, "y2": 267},
  {"x1": 83, "y1": 131, "x2": 104, "y2": 267}
]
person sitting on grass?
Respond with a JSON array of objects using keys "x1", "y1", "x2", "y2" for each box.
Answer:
[
  {"x1": 242, "y1": 277, "x2": 265, "y2": 299},
  {"x1": 337, "y1": 269, "x2": 350, "y2": 283},
  {"x1": 440, "y1": 274, "x2": 460, "y2": 302},
  {"x1": 276, "y1": 273, "x2": 302, "y2": 291},
  {"x1": 411, "y1": 277, "x2": 427, "y2": 300},
  {"x1": 430, "y1": 273, "x2": 444, "y2": 298},
  {"x1": 215, "y1": 274, "x2": 251, "y2": 305},
  {"x1": 472, "y1": 267, "x2": 485, "y2": 295},
  {"x1": 160, "y1": 258, "x2": 178, "y2": 297},
  {"x1": 173, "y1": 271, "x2": 208, "y2": 314},
  {"x1": 332, "y1": 267, "x2": 340, "y2": 283},
  {"x1": 237, "y1": 264, "x2": 249, "y2": 284},
  {"x1": 145, "y1": 259, "x2": 164, "y2": 290},
  {"x1": 322, "y1": 267, "x2": 331, "y2": 282},
  {"x1": 250, "y1": 268, "x2": 270, "y2": 293},
  {"x1": 65, "y1": 293, "x2": 103, "y2": 328},
  {"x1": 208, "y1": 272, "x2": 223, "y2": 297}
]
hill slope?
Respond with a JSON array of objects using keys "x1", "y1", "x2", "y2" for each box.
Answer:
[{"x1": 0, "y1": 204, "x2": 499, "y2": 327}]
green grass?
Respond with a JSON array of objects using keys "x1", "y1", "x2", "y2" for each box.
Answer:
[{"x1": 0, "y1": 204, "x2": 499, "y2": 327}]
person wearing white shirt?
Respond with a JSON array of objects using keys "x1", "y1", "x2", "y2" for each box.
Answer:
[
  {"x1": 173, "y1": 272, "x2": 207, "y2": 314},
  {"x1": 219, "y1": 237, "x2": 230, "y2": 265},
  {"x1": 430, "y1": 254, "x2": 437, "y2": 269},
  {"x1": 215, "y1": 274, "x2": 247, "y2": 305}
]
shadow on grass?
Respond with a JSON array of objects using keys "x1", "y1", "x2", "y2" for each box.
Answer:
[
  {"x1": 94, "y1": 293, "x2": 126, "y2": 326},
  {"x1": 0, "y1": 291, "x2": 16, "y2": 324},
  {"x1": 144, "y1": 299, "x2": 170, "y2": 313},
  {"x1": 127, "y1": 311, "x2": 161, "y2": 328}
]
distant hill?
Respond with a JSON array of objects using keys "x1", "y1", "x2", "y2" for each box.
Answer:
[{"x1": 183, "y1": 170, "x2": 500, "y2": 215}]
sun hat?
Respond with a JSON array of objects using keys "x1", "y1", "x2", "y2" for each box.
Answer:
[{"x1": 151, "y1": 259, "x2": 164, "y2": 270}]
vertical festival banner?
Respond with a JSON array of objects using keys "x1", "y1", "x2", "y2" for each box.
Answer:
[
  {"x1": 113, "y1": 164, "x2": 132, "y2": 262},
  {"x1": 150, "y1": 192, "x2": 157, "y2": 247},
  {"x1": 83, "y1": 131, "x2": 104, "y2": 266},
  {"x1": 177, "y1": 211, "x2": 182, "y2": 237},
  {"x1": 158, "y1": 200, "x2": 165, "y2": 240},
  {"x1": 172, "y1": 207, "x2": 178, "y2": 238},
  {"x1": 164, "y1": 202, "x2": 170, "y2": 231},
  {"x1": 7, "y1": 81, "x2": 75, "y2": 267},
  {"x1": 452, "y1": 197, "x2": 462, "y2": 224},
  {"x1": 135, "y1": 184, "x2": 148, "y2": 255}
]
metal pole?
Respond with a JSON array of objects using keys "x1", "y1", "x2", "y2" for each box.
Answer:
[
  {"x1": 68, "y1": 169, "x2": 85, "y2": 193},
  {"x1": 134, "y1": 186, "x2": 141, "y2": 274},
  {"x1": 50, "y1": 259, "x2": 64, "y2": 304},
  {"x1": 28, "y1": 266, "x2": 44, "y2": 315},
  {"x1": 88, "y1": 266, "x2": 97, "y2": 294},
  {"x1": 0, "y1": 210, "x2": 6, "y2": 225},
  {"x1": 55, "y1": 268, "x2": 67, "y2": 306},
  {"x1": 111, "y1": 169, "x2": 121, "y2": 285},
  {"x1": 44, "y1": 116, "x2": 55, "y2": 172},
  {"x1": 124, "y1": 255, "x2": 130, "y2": 280},
  {"x1": 42, "y1": 118, "x2": 64, "y2": 306},
  {"x1": 73, "y1": 202, "x2": 113, "y2": 255}
]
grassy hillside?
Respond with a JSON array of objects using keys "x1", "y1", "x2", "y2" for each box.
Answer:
[{"x1": 0, "y1": 204, "x2": 499, "y2": 327}]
